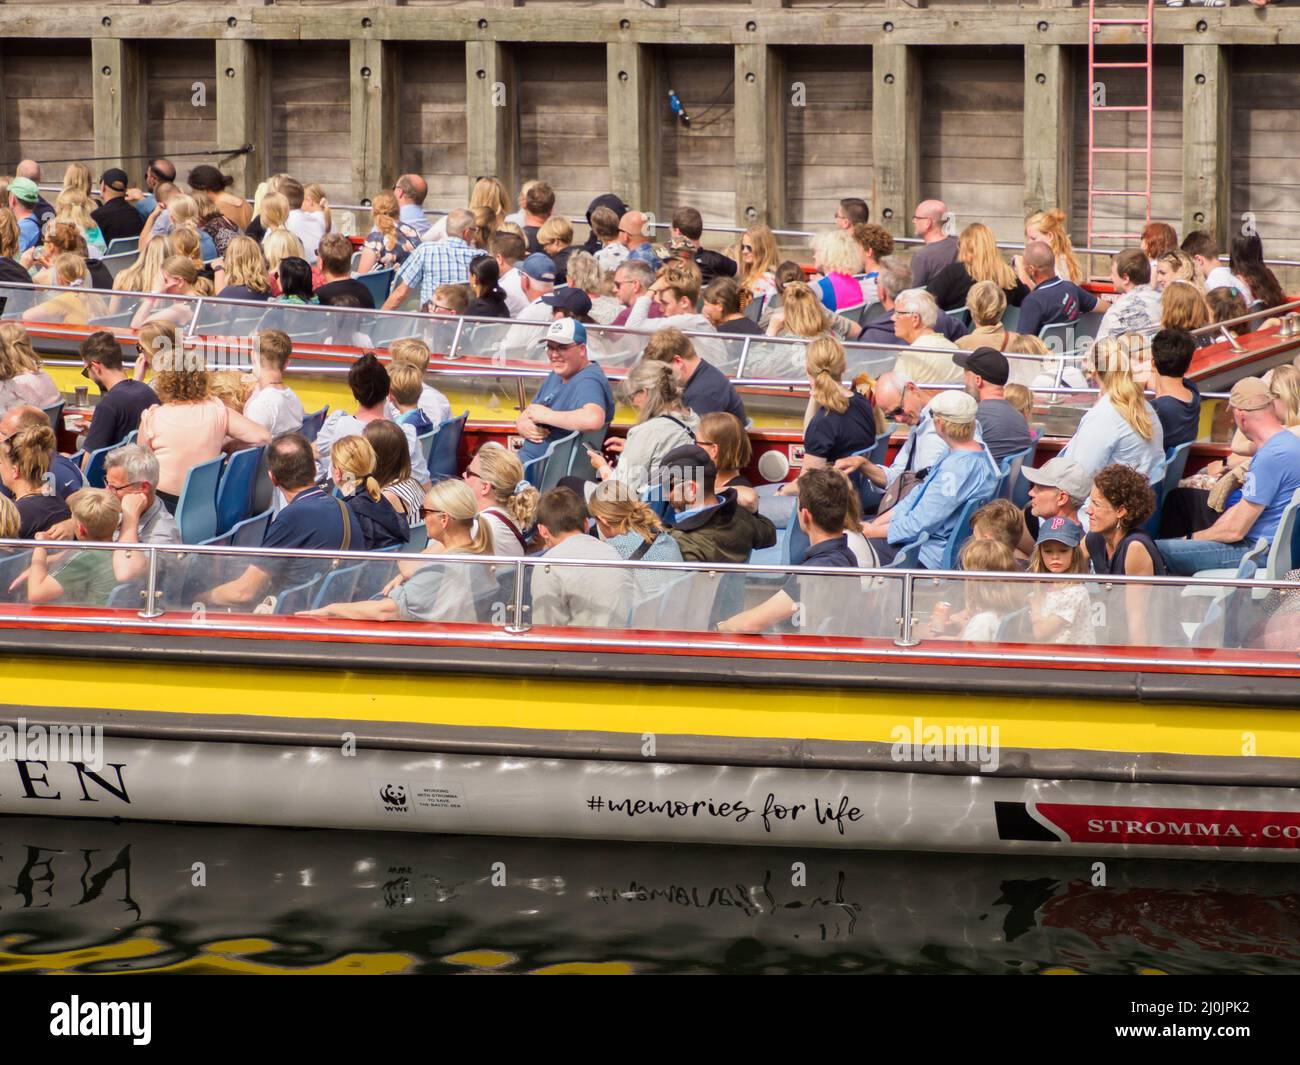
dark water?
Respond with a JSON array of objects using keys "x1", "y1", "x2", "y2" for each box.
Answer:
[{"x1": 2, "y1": 815, "x2": 1299, "y2": 975}]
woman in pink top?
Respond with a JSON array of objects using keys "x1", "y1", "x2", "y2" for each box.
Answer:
[
  {"x1": 812, "y1": 229, "x2": 868, "y2": 313},
  {"x1": 137, "y1": 358, "x2": 270, "y2": 512}
]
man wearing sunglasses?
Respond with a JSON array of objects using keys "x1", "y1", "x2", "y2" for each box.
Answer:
[
  {"x1": 618, "y1": 210, "x2": 658, "y2": 267},
  {"x1": 76, "y1": 331, "x2": 159, "y2": 471}
]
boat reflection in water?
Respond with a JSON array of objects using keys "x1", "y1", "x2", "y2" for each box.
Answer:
[{"x1": 2, "y1": 816, "x2": 1298, "y2": 975}]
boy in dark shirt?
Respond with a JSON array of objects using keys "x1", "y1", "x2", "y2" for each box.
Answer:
[
  {"x1": 1149, "y1": 328, "x2": 1201, "y2": 450},
  {"x1": 79, "y1": 331, "x2": 159, "y2": 463}
]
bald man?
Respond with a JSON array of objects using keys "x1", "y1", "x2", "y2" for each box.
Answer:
[
  {"x1": 1016, "y1": 240, "x2": 1097, "y2": 338},
  {"x1": 394, "y1": 173, "x2": 430, "y2": 234},
  {"x1": 909, "y1": 198, "x2": 958, "y2": 287},
  {"x1": 16, "y1": 159, "x2": 54, "y2": 228},
  {"x1": 619, "y1": 210, "x2": 657, "y2": 266}
]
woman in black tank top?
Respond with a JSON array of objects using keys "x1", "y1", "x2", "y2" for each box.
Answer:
[{"x1": 1084, "y1": 464, "x2": 1165, "y2": 645}]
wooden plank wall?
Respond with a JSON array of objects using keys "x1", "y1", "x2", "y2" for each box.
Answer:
[
  {"x1": 2, "y1": 41, "x2": 93, "y2": 175},
  {"x1": 269, "y1": 43, "x2": 351, "y2": 201},
  {"x1": 918, "y1": 46, "x2": 1025, "y2": 244},
  {"x1": 1070, "y1": 45, "x2": 1182, "y2": 250},
  {"x1": 659, "y1": 45, "x2": 735, "y2": 226},
  {"x1": 783, "y1": 45, "x2": 873, "y2": 233},
  {"x1": 1230, "y1": 45, "x2": 1300, "y2": 262},
  {"x1": 397, "y1": 44, "x2": 467, "y2": 209},
  {"x1": 517, "y1": 46, "x2": 610, "y2": 220},
  {"x1": 144, "y1": 42, "x2": 216, "y2": 183}
]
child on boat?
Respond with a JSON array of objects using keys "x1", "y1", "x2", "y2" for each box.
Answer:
[
  {"x1": 1027, "y1": 515, "x2": 1097, "y2": 645},
  {"x1": 925, "y1": 539, "x2": 1021, "y2": 642}
]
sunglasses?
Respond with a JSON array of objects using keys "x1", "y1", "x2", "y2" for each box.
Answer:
[
  {"x1": 419, "y1": 507, "x2": 444, "y2": 519},
  {"x1": 884, "y1": 404, "x2": 906, "y2": 420},
  {"x1": 742, "y1": 244, "x2": 753, "y2": 252},
  {"x1": 462, "y1": 466, "x2": 483, "y2": 480}
]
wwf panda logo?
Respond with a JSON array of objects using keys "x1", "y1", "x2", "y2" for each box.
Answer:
[{"x1": 380, "y1": 784, "x2": 407, "y2": 808}]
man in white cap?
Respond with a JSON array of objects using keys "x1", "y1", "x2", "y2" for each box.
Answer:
[
  {"x1": 861, "y1": 389, "x2": 999, "y2": 568},
  {"x1": 516, "y1": 317, "x2": 614, "y2": 465},
  {"x1": 1015, "y1": 456, "x2": 1092, "y2": 555}
]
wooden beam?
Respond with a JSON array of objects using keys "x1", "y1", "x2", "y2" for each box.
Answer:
[
  {"x1": 350, "y1": 39, "x2": 400, "y2": 205},
  {"x1": 607, "y1": 42, "x2": 660, "y2": 216},
  {"x1": 734, "y1": 43, "x2": 785, "y2": 230},
  {"x1": 215, "y1": 40, "x2": 271, "y2": 200},
  {"x1": 465, "y1": 40, "x2": 519, "y2": 199},
  {"x1": 91, "y1": 39, "x2": 146, "y2": 178},
  {"x1": 1182, "y1": 43, "x2": 1230, "y2": 248},
  {"x1": 1023, "y1": 44, "x2": 1073, "y2": 218},
  {"x1": 871, "y1": 42, "x2": 920, "y2": 239}
]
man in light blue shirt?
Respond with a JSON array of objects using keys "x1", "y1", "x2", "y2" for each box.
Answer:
[
  {"x1": 861, "y1": 390, "x2": 999, "y2": 568},
  {"x1": 383, "y1": 208, "x2": 482, "y2": 310},
  {"x1": 394, "y1": 173, "x2": 431, "y2": 235}
]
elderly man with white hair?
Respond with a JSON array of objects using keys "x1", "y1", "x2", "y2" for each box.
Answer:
[{"x1": 891, "y1": 289, "x2": 963, "y2": 385}]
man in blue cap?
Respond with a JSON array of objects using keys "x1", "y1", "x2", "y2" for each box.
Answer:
[{"x1": 516, "y1": 317, "x2": 613, "y2": 464}]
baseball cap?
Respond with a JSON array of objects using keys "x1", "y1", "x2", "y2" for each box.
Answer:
[
  {"x1": 1229, "y1": 377, "x2": 1273, "y2": 411},
  {"x1": 657, "y1": 443, "x2": 716, "y2": 490},
  {"x1": 953, "y1": 346, "x2": 1010, "y2": 387},
  {"x1": 542, "y1": 286, "x2": 593, "y2": 317},
  {"x1": 1036, "y1": 515, "x2": 1083, "y2": 548},
  {"x1": 100, "y1": 168, "x2": 129, "y2": 193},
  {"x1": 928, "y1": 389, "x2": 978, "y2": 424},
  {"x1": 1021, "y1": 457, "x2": 1092, "y2": 502},
  {"x1": 8, "y1": 177, "x2": 39, "y2": 205},
  {"x1": 543, "y1": 317, "x2": 587, "y2": 347},
  {"x1": 519, "y1": 252, "x2": 557, "y2": 284}
]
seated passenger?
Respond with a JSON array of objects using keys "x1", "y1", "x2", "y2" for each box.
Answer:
[
  {"x1": 388, "y1": 362, "x2": 434, "y2": 436},
  {"x1": 516, "y1": 318, "x2": 614, "y2": 466},
  {"x1": 243, "y1": 329, "x2": 305, "y2": 436},
  {"x1": 206, "y1": 433, "x2": 363, "y2": 609},
  {"x1": 717, "y1": 467, "x2": 859, "y2": 634},
  {"x1": 969, "y1": 498, "x2": 1026, "y2": 566},
  {"x1": 25, "y1": 488, "x2": 121, "y2": 606},
  {"x1": 641, "y1": 328, "x2": 746, "y2": 425},
  {"x1": 530, "y1": 486, "x2": 633, "y2": 628},
  {"x1": 329, "y1": 435, "x2": 409, "y2": 551},
  {"x1": 1156, "y1": 377, "x2": 1300, "y2": 576},
  {"x1": 1147, "y1": 328, "x2": 1201, "y2": 450},
  {"x1": 0, "y1": 422, "x2": 71, "y2": 538},
  {"x1": 104, "y1": 443, "x2": 180, "y2": 584},
  {"x1": 861, "y1": 390, "x2": 999, "y2": 568},
  {"x1": 588, "y1": 479, "x2": 683, "y2": 601},
  {"x1": 1056, "y1": 333, "x2": 1164, "y2": 483},
  {"x1": 301, "y1": 478, "x2": 496, "y2": 623},
  {"x1": 778, "y1": 336, "x2": 876, "y2": 496},
  {"x1": 1014, "y1": 240, "x2": 1098, "y2": 338},
  {"x1": 1026, "y1": 516, "x2": 1096, "y2": 645},
  {"x1": 1014, "y1": 456, "x2": 1090, "y2": 555},
  {"x1": 660, "y1": 444, "x2": 777, "y2": 564},
  {"x1": 585, "y1": 360, "x2": 697, "y2": 496},
  {"x1": 1085, "y1": 462, "x2": 1163, "y2": 644},
  {"x1": 0, "y1": 322, "x2": 60, "y2": 411},
  {"x1": 315, "y1": 352, "x2": 430, "y2": 485},
  {"x1": 954, "y1": 281, "x2": 1018, "y2": 353},
  {"x1": 0, "y1": 405, "x2": 84, "y2": 503},
  {"x1": 924, "y1": 539, "x2": 1020, "y2": 641},
  {"x1": 386, "y1": 337, "x2": 452, "y2": 429},
  {"x1": 954, "y1": 347, "x2": 1032, "y2": 463},
  {"x1": 364, "y1": 420, "x2": 426, "y2": 530},
  {"x1": 78, "y1": 329, "x2": 159, "y2": 463},
  {"x1": 891, "y1": 289, "x2": 963, "y2": 386},
  {"x1": 695, "y1": 411, "x2": 758, "y2": 513},
  {"x1": 23, "y1": 253, "x2": 105, "y2": 325},
  {"x1": 460, "y1": 442, "x2": 538, "y2": 557}
]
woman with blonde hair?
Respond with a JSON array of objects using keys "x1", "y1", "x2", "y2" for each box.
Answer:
[
  {"x1": 62, "y1": 163, "x2": 92, "y2": 197},
  {"x1": 55, "y1": 189, "x2": 106, "y2": 258},
  {"x1": 301, "y1": 477, "x2": 495, "y2": 623},
  {"x1": 779, "y1": 336, "x2": 876, "y2": 496},
  {"x1": 930, "y1": 222, "x2": 1026, "y2": 312},
  {"x1": 739, "y1": 224, "x2": 779, "y2": 301},
  {"x1": 164, "y1": 227, "x2": 206, "y2": 275},
  {"x1": 812, "y1": 228, "x2": 868, "y2": 311},
  {"x1": 0, "y1": 493, "x2": 18, "y2": 539},
  {"x1": 0, "y1": 322, "x2": 60, "y2": 409},
  {"x1": 1058, "y1": 333, "x2": 1165, "y2": 480},
  {"x1": 0, "y1": 423, "x2": 69, "y2": 537},
  {"x1": 1160, "y1": 280, "x2": 1212, "y2": 339},
  {"x1": 537, "y1": 215, "x2": 575, "y2": 281},
  {"x1": 162, "y1": 193, "x2": 217, "y2": 260},
  {"x1": 1024, "y1": 208, "x2": 1082, "y2": 285},
  {"x1": 1154, "y1": 250, "x2": 1199, "y2": 292},
  {"x1": 586, "y1": 359, "x2": 698, "y2": 495},
  {"x1": 258, "y1": 192, "x2": 289, "y2": 241},
  {"x1": 129, "y1": 254, "x2": 198, "y2": 330},
  {"x1": 766, "y1": 280, "x2": 860, "y2": 342},
  {"x1": 111, "y1": 236, "x2": 168, "y2": 303},
  {"x1": 564, "y1": 249, "x2": 621, "y2": 324},
  {"x1": 215, "y1": 235, "x2": 272, "y2": 301},
  {"x1": 263, "y1": 228, "x2": 305, "y2": 291},
  {"x1": 329, "y1": 434, "x2": 408, "y2": 551},
  {"x1": 131, "y1": 319, "x2": 180, "y2": 384},
  {"x1": 460, "y1": 441, "x2": 539, "y2": 556},
  {"x1": 357, "y1": 191, "x2": 420, "y2": 274},
  {"x1": 589, "y1": 478, "x2": 683, "y2": 600},
  {"x1": 956, "y1": 280, "x2": 1017, "y2": 351},
  {"x1": 25, "y1": 221, "x2": 90, "y2": 285},
  {"x1": 22, "y1": 253, "x2": 103, "y2": 325}
]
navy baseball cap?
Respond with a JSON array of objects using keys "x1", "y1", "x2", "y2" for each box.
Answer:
[
  {"x1": 519, "y1": 252, "x2": 557, "y2": 283},
  {"x1": 541, "y1": 286, "x2": 592, "y2": 316},
  {"x1": 1036, "y1": 515, "x2": 1083, "y2": 548}
]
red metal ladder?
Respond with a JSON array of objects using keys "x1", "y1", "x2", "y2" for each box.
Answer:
[{"x1": 1086, "y1": 0, "x2": 1155, "y2": 252}]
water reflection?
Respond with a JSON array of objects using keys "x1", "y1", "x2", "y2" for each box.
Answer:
[{"x1": 1, "y1": 816, "x2": 1297, "y2": 975}]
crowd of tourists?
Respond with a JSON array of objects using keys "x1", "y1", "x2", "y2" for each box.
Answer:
[{"x1": 0, "y1": 156, "x2": 1297, "y2": 650}]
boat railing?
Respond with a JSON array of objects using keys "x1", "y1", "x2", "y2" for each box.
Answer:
[{"x1": 0, "y1": 538, "x2": 1292, "y2": 667}]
